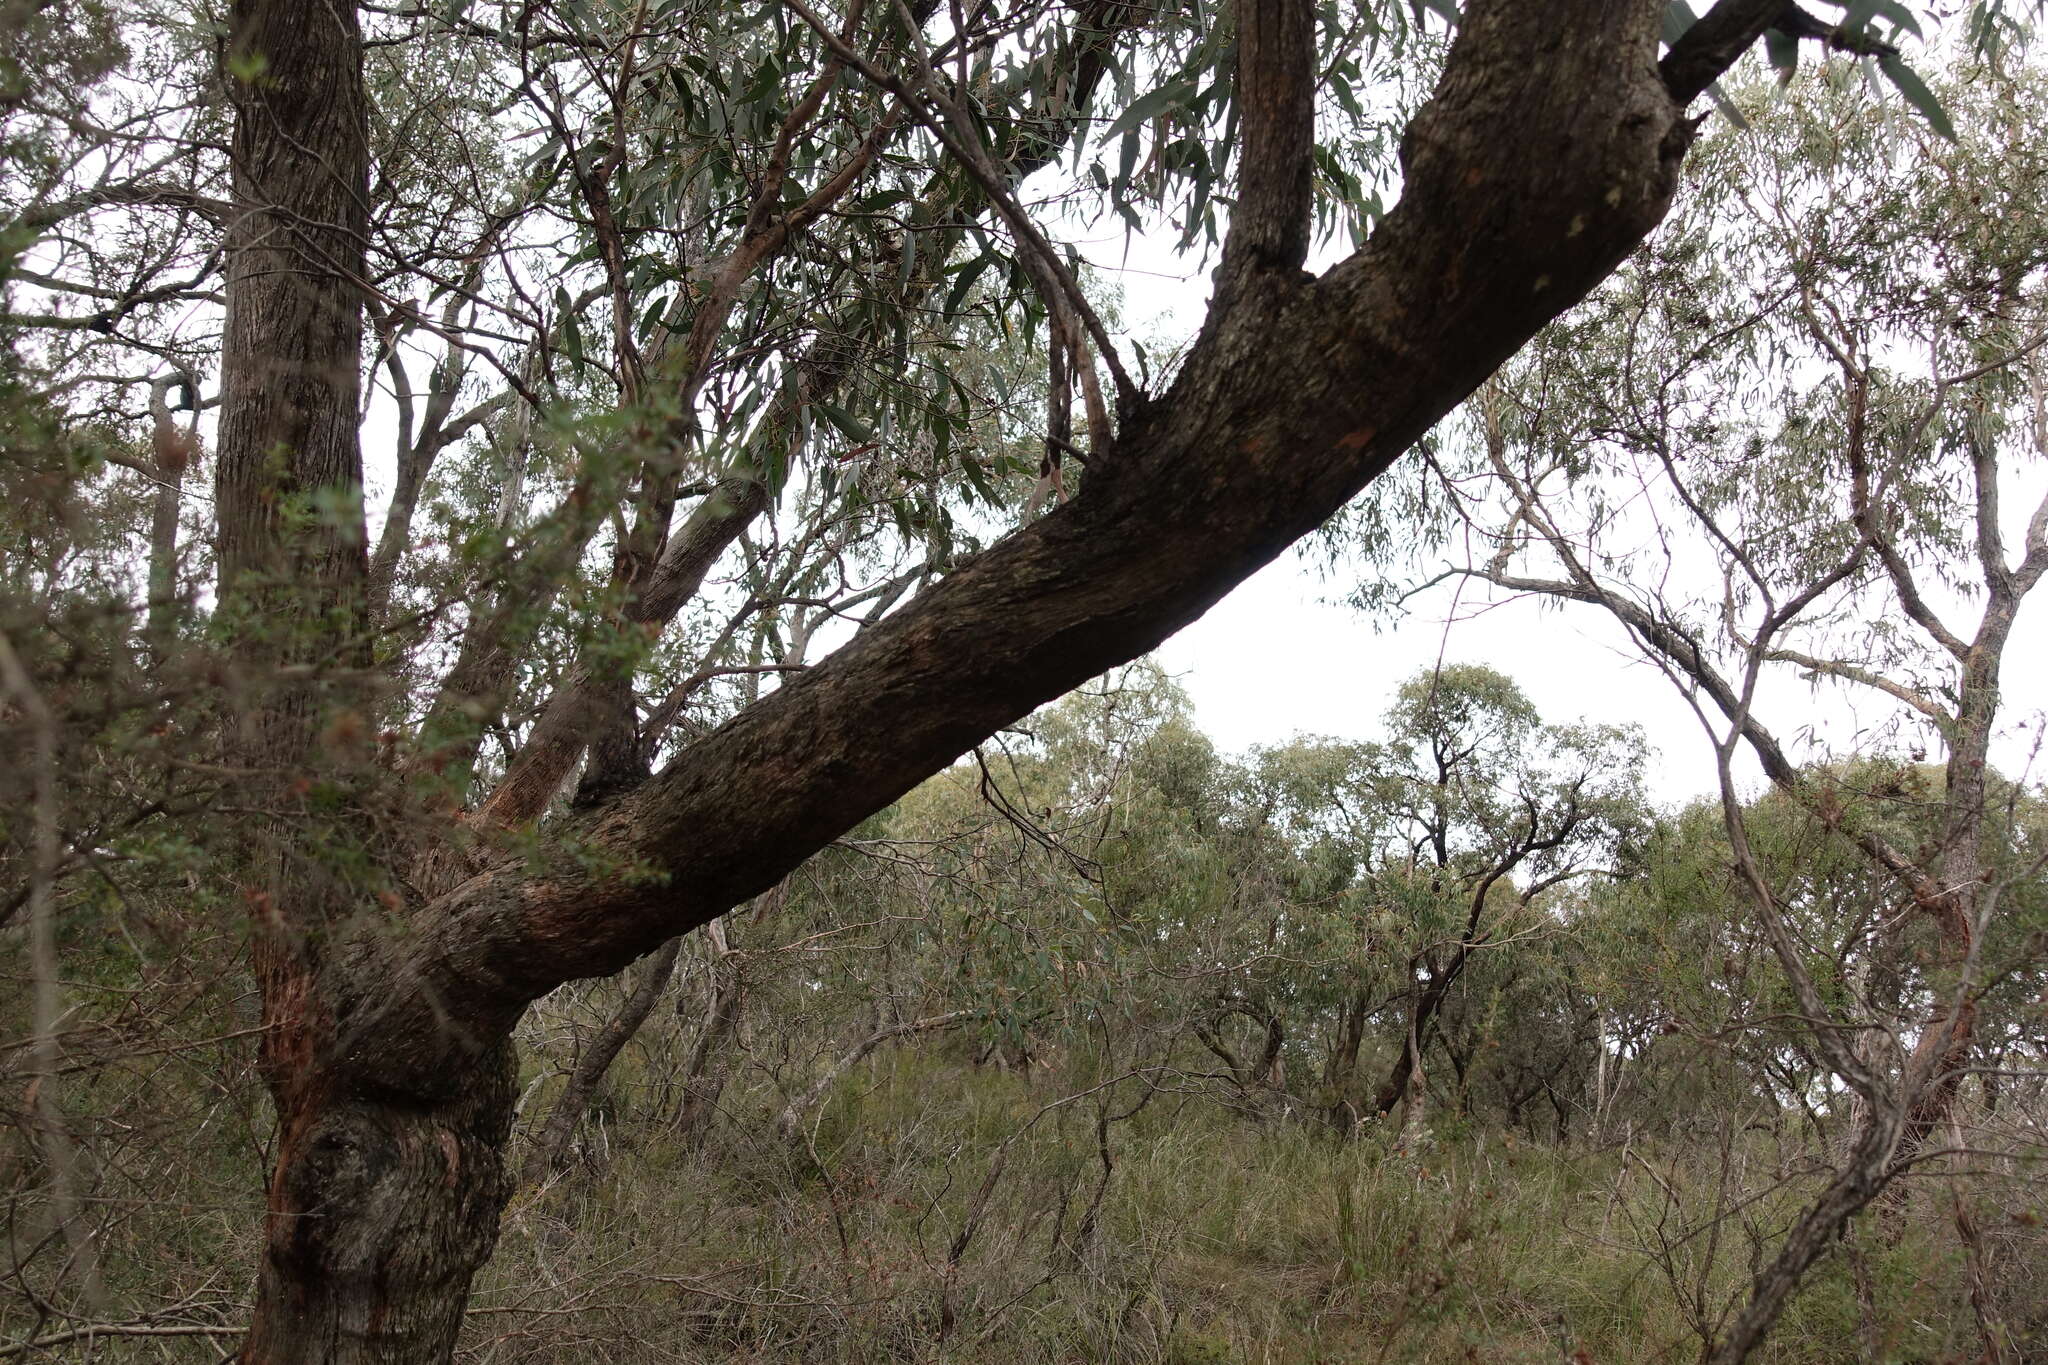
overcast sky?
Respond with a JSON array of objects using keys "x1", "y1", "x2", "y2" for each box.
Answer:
[
  {"x1": 1091, "y1": 224, "x2": 2047, "y2": 811},
  {"x1": 325, "y1": 74, "x2": 2045, "y2": 818}
]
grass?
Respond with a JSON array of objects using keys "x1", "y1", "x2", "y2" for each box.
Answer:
[
  {"x1": 4, "y1": 962, "x2": 2036, "y2": 1362},
  {"x1": 461, "y1": 1045, "x2": 2046, "y2": 1363}
]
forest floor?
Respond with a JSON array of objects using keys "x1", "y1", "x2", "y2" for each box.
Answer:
[{"x1": 453, "y1": 1051, "x2": 2039, "y2": 1364}]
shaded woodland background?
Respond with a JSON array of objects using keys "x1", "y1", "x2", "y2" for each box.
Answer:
[
  {"x1": 3, "y1": 0, "x2": 2047, "y2": 1359},
  {"x1": 6, "y1": 658, "x2": 2045, "y2": 1361}
]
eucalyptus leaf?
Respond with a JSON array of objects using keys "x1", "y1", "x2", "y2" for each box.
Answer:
[
  {"x1": 1100, "y1": 79, "x2": 1194, "y2": 145},
  {"x1": 1877, "y1": 53, "x2": 1959, "y2": 140},
  {"x1": 812, "y1": 400, "x2": 876, "y2": 444}
]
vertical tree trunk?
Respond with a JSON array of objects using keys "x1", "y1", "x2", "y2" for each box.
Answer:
[
  {"x1": 144, "y1": 463, "x2": 182, "y2": 646},
  {"x1": 1374, "y1": 965, "x2": 1451, "y2": 1118},
  {"x1": 238, "y1": 1056, "x2": 517, "y2": 1364},
  {"x1": 1392, "y1": 991, "x2": 1429, "y2": 1153},
  {"x1": 142, "y1": 372, "x2": 198, "y2": 656},
  {"x1": 1322, "y1": 990, "x2": 1368, "y2": 1125},
  {"x1": 216, "y1": 3, "x2": 521, "y2": 1359},
  {"x1": 1592, "y1": 1017, "x2": 1610, "y2": 1140},
  {"x1": 1256, "y1": 1009, "x2": 1286, "y2": 1090}
]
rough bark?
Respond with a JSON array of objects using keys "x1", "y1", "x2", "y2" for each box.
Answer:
[
  {"x1": 216, "y1": 3, "x2": 516, "y2": 1360},
  {"x1": 237, "y1": 1053, "x2": 516, "y2": 1364},
  {"x1": 215, "y1": 0, "x2": 1774, "y2": 1357},
  {"x1": 1393, "y1": 1014, "x2": 1430, "y2": 1153},
  {"x1": 343, "y1": 0, "x2": 1705, "y2": 1101}
]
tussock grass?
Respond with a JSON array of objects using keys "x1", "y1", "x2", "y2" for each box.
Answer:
[{"x1": 464, "y1": 1048, "x2": 2046, "y2": 1363}]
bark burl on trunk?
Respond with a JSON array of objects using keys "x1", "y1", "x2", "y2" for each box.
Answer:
[
  {"x1": 216, "y1": 0, "x2": 1776, "y2": 1359},
  {"x1": 240, "y1": 1054, "x2": 517, "y2": 1363}
]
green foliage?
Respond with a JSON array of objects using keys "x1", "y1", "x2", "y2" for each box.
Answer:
[
  {"x1": 466, "y1": 1045, "x2": 2047, "y2": 1362},
  {"x1": 4, "y1": 3, "x2": 2046, "y2": 1358}
]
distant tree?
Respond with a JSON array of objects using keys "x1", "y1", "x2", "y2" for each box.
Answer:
[
  {"x1": 1409, "y1": 55, "x2": 2048, "y2": 1361},
  {"x1": 1250, "y1": 665, "x2": 1647, "y2": 1139},
  {"x1": 0, "y1": 0, "x2": 2007, "y2": 1359}
]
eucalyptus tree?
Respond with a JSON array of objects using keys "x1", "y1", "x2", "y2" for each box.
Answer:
[
  {"x1": 1362, "y1": 669, "x2": 1645, "y2": 1136},
  {"x1": 1408, "y1": 53, "x2": 2048, "y2": 1360},
  {"x1": 0, "y1": 0, "x2": 2012, "y2": 1359},
  {"x1": 1574, "y1": 773, "x2": 2048, "y2": 1140},
  {"x1": 1244, "y1": 666, "x2": 1648, "y2": 1136},
  {"x1": 837, "y1": 664, "x2": 1254, "y2": 1089}
]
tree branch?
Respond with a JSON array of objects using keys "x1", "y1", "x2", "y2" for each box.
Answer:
[{"x1": 337, "y1": 0, "x2": 1709, "y2": 1092}]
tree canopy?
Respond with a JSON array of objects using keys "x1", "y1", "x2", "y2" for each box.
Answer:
[{"x1": 1, "y1": 0, "x2": 2044, "y2": 1361}]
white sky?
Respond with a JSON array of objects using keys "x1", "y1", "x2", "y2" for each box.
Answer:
[
  {"x1": 1086, "y1": 231, "x2": 2047, "y2": 810},
  {"x1": 322, "y1": 47, "x2": 2043, "y2": 818}
]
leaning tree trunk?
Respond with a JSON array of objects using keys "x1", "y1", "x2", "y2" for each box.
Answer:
[
  {"x1": 206, "y1": 0, "x2": 1772, "y2": 1355},
  {"x1": 672, "y1": 918, "x2": 749, "y2": 1140},
  {"x1": 1373, "y1": 959, "x2": 1456, "y2": 1118},
  {"x1": 523, "y1": 938, "x2": 684, "y2": 1186}
]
